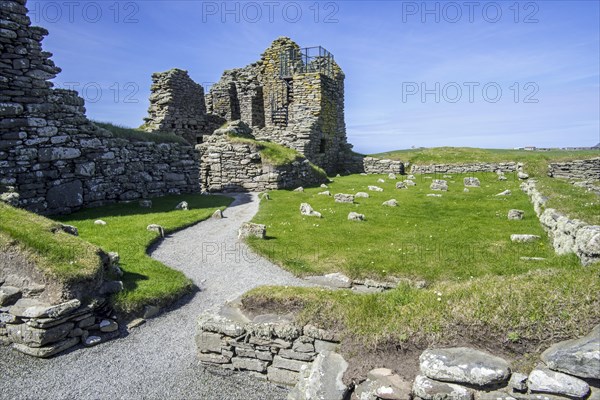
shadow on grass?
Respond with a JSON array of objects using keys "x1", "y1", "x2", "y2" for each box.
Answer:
[{"x1": 56, "y1": 194, "x2": 232, "y2": 222}]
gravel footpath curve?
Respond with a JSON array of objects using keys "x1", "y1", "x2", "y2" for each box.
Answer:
[{"x1": 0, "y1": 193, "x2": 308, "y2": 400}]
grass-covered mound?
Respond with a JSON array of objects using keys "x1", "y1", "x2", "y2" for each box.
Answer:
[
  {"x1": 57, "y1": 194, "x2": 232, "y2": 313},
  {"x1": 228, "y1": 135, "x2": 327, "y2": 177},
  {"x1": 243, "y1": 171, "x2": 599, "y2": 362},
  {"x1": 94, "y1": 121, "x2": 188, "y2": 145},
  {"x1": 0, "y1": 202, "x2": 103, "y2": 282},
  {"x1": 375, "y1": 147, "x2": 600, "y2": 224}
]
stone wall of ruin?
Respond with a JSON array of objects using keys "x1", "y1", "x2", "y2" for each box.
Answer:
[
  {"x1": 0, "y1": 0, "x2": 200, "y2": 215},
  {"x1": 547, "y1": 157, "x2": 600, "y2": 181},
  {"x1": 143, "y1": 69, "x2": 224, "y2": 145},
  {"x1": 411, "y1": 162, "x2": 518, "y2": 174},
  {"x1": 198, "y1": 131, "x2": 326, "y2": 193},
  {"x1": 196, "y1": 313, "x2": 341, "y2": 387},
  {"x1": 522, "y1": 180, "x2": 600, "y2": 266}
]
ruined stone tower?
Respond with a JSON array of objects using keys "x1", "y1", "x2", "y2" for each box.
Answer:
[
  {"x1": 142, "y1": 69, "x2": 224, "y2": 145},
  {"x1": 207, "y1": 37, "x2": 351, "y2": 174},
  {"x1": 144, "y1": 37, "x2": 353, "y2": 174}
]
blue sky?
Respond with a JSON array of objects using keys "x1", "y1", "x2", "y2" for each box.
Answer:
[{"x1": 32, "y1": 0, "x2": 600, "y2": 154}]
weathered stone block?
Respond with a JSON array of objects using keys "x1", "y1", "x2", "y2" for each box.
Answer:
[{"x1": 232, "y1": 357, "x2": 268, "y2": 373}]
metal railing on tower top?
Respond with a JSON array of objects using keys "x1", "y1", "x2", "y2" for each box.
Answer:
[{"x1": 279, "y1": 46, "x2": 335, "y2": 79}]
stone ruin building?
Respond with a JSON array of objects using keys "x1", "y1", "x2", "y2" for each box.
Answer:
[
  {"x1": 141, "y1": 37, "x2": 404, "y2": 191},
  {"x1": 1, "y1": 0, "x2": 403, "y2": 214}
]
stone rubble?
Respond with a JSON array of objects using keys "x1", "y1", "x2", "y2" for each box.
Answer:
[
  {"x1": 334, "y1": 193, "x2": 355, "y2": 204},
  {"x1": 430, "y1": 180, "x2": 448, "y2": 191},
  {"x1": 348, "y1": 212, "x2": 365, "y2": 222},
  {"x1": 300, "y1": 203, "x2": 322, "y2": 218},
  {"x1": 463, "y1": 177, "x2": 481, "y2": 187},
  {"x1": 508, "y1": 209, "x2": 525, "y2": 220},
  {"x1": 238, "y1": 223, "x2": 267, "y2": 239}
]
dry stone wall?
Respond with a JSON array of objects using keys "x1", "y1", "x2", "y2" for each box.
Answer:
[
  {"x1": 411, "y1": 162, "x2": 518, "y2": 174},
  {"x1": 521, "y1": 180, "x2": 599, "y2": 266},
  {"x1": 196, "y1": 311, "x2": 600, "y2": 399},
  {"x1": 547, "y1": 157, "x2": 600, "y2": 181},
  {"x1": 0, "y1": 0, "x2": 200, "y2": 215},
  {"x1": 196, "y1": 313, "x2": 341, "y2": 388},
  {"x1": 362, "y1": 157, "x2": 405, "y2": 174},
  {"x1": 0, "y1": 244, "x2": 124, "y2": 357}
]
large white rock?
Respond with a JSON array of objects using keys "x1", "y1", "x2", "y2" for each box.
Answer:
[
  {"x1": 528, "y1": 367, "x2": 590, "y2": 399},
  {"x1": 334, "y1": 193, "x2": 354, "y2": 204},
  {"x1": 348, "y1": 212, "x2": 365, "y2": 221},
  {"x1": 419, "y1": 347, "x2": 511, "y2": 387},
  {"x1": 464, "y1": 177, "x2": 481, "y2": 187}
]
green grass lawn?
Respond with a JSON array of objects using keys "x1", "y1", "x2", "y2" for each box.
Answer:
[
  {"x1": 0, "y1": 202, "x2": 103, "y2": 283},
  {"x1": 244, "y1": 172, "x2": 599, "y2": 354},
  {"x1": 57, "y1": 194, "x2": 232, "y2": 313},
  {"x1": 249, "y1": 173, "x2": 575, "y2": 281},
  {"x1": 373, "y1": 147, "x2": 600, "y2": 224}
]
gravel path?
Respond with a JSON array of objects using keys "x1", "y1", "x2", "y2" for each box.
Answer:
[{"x1": 0, "y1": 193, "x2": 308, "y2": 400}]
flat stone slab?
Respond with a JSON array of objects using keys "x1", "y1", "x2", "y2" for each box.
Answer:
[
  {"x1": 355, "y1": 368, "x2": 412, "y2": 400},
  {"x1": 511, "y1": 234, "x2": 541, "y2": 243},
  {"x1": 268, "y1": 366, "x2": 299, "y2": 387},
  {"x1": 304, "y1": 273, "x2": 352, "y2": 289},
  {"x1": 413, "y1": 375, "x2": 473, "y2": 400},
  {"x1": 12, "y1": 337, "x2": 79, "y2": 358},
  {"x1": 528, "y1": 367, "x2": 590, "y2": 399},
  {"x1": 419, "y1": 347, "x2": 511, "y2": 387},
  {"x1": 508, "y1": 210, "x2": 525, "y2": 220},
  {"x1": 541, "y1": 324, "x2": 600, "y2": 379},
  {"x1": 8, "y1": 298, "x2": 51, "y2": 318}
]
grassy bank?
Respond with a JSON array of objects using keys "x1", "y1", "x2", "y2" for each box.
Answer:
[
  {"x1": 0, "y1": 202, "x2": 103, "y2": 282},
  {"x1": 94, "y1": 121, "x2": 188, "y2": 145},
  {"x1": 58, "y1": 194, "x2": 232, "y2": 313}
]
